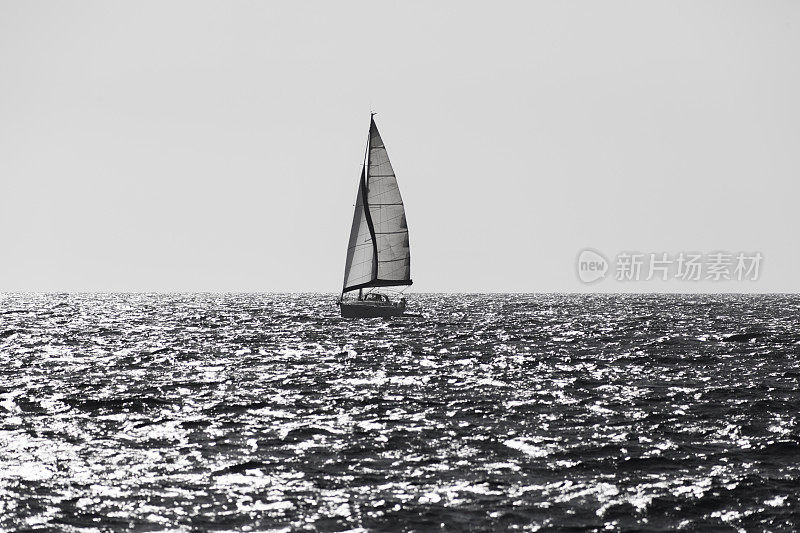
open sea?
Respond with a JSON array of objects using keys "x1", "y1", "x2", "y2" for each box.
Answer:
[{"x1": 1, "y1": 293, "x2": 799, "y2": 531}]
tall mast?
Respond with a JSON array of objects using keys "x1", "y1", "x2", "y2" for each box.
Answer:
[{"x1": 364, "y1": 114, "x2": 379, "y2": 280}]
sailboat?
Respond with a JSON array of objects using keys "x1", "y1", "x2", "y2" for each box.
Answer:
[{"x1": 338, "y1": 114, "x2": 412, "y2": 318}]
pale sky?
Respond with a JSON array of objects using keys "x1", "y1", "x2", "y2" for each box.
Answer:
[{"x1": 1, "y1": 1, "x2": 798, "y2": 292}]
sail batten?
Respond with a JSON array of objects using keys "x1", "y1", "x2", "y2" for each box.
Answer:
[{"x1": 342, "y1": 117, "x2": 411, "y2": 294}]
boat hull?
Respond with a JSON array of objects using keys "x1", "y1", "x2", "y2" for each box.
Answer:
[{"x1": 339, "y1": 301, "x2": 406, "y2": 318}]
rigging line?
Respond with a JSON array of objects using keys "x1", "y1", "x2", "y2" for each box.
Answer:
[{"x1": 362, "y1": 119, "x2": 371, "y2": 169}]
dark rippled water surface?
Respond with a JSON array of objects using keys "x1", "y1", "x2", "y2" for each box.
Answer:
[{"x1": 1, "y1": 294, "x2": 799, "y2": 531}]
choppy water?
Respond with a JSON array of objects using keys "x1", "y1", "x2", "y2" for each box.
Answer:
[{"x1": 1, "y1": 293, "x2": 799, "y2": 531}]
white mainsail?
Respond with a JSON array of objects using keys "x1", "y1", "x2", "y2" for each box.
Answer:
[{"x1": 342, "y1": 117, "x2": 411, "y2": 294}]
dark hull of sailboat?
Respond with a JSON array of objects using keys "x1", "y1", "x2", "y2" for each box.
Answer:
[{"x1": 339, "y1": 301, "x2": 406, "y2": 318}]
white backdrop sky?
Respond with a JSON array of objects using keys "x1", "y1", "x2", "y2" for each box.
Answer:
[{"x1": 1, "y1": 1, "x2": 798, "y2": 292}]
